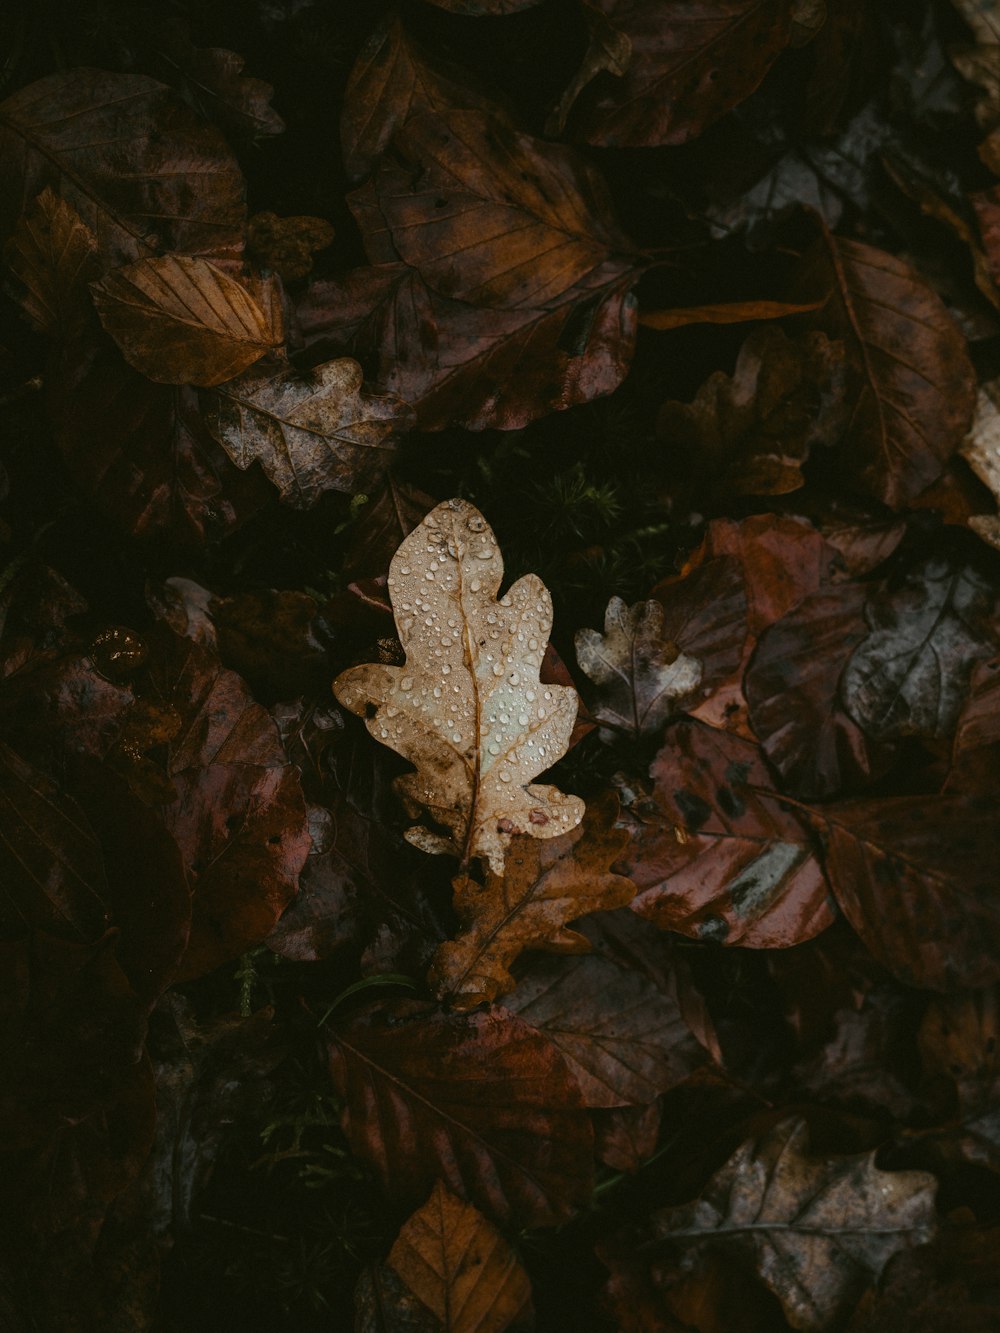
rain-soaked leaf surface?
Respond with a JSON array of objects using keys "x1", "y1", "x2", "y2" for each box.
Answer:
[
  {"x1": 335, "y1": 498, "x2": 584, "y2": 875},
  {"x1": 4, "y1": 1, "x2": 1000, "y2": 1326}
]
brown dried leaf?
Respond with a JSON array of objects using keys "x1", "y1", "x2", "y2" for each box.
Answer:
[
  {"x1": 799, "y1": 230, "x2": 977, "y2": 507},
  {"x1": 297, "y1": 259, "x2": 637, "y2": 431},
  {"x1": 90, "y1": 257, "x2": 282, "y2": 387},
  {"x1": 0, "y1": 69, "x2": 245, "y2": 269},
  {"x1": 817, "y1": 794, "x2": 1000, "y2": 990},
  {"x1": 842, "y1": 557, "x2": 998, "y2": 743},
  {"x1": 960, "y1": 381, "x2": 1000, "y2": 548},
  {"x1": 576, "y1": 599, "x2": 702, "y2": 740},
  {"x1": 920, "y1": 987, "x2": 1000, "y2": 1173},
  {"x1": 618, "y1": 719, "x2": 833, "y2": 949},
  {"x1": 505, "y1": 950, "x2": 705, "y2": 1106},
  {"x1": 4, "y1": 189, "x2": 99, "y2": 337},
  {"x1": 640, "y1": 299, "x2": 822, "y2": 330},
  {"x1": 657, "y1": 327, "x2": 848, "y2": 500},
  {"x1": 388, "y1": 1181, "x2": 534, "y2": 1333},
  {"x1": 429, "y1": 793, "x2": 636, "y2": 1010},
  {"x1": 203, "y1": 356, "x2": 411, "y2": 508},
  {"x1": 948, "y1": 656, "x2": 1000, "y2": 794},
  {"x1": 352, "y1": 108, "x2": 631, "y2": 309},
  {"x1": 341, "y1": 12, "x2": 504, "y2": 180},
  {"x1": 326, "y1": 998, "x2": 594, "y2": 1226},
  {"x1": 342, "y1": 476, "x2": 436, "y2": 581},
  {"x1": 652, "y1": 1118, "x2": 938, "y2": 1332},
  {"x1": 547, "y1": 0, "x2": 633, "y2": 137},
  {"x1": 246, "y1": 212, "x2": 334, "y2": 282},
  {"x1": 148, "y1": 20, "x2": 285, "y2": 139},
  {"x1": 334, "y1": 498, "x2": 584, "y2": 876},
  {"x1": 568, "y1": 0, "x2": 795, "y2": 148}
]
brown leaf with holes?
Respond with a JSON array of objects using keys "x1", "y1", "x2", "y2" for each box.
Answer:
[
  {"x1": 326, "y1": 998, "x2": 594, "y2": 1226},
  {"x1": 203, "y1": 356, "x2": 411, "y2": 507},
  {"x1": 90, "y1": 257, "x2": 282, "y2": 387},
  {"x1": 617, "y1": 719, "x2": 833, "y2": 948},
  {"x1": 388, "y1": 1181, "x2": 534, "y2": 1333},
  {"x1": 334, "y1": 498, "x2": 584, "y2": 876},
  {"x1": 652, "y1": 1118, "x2": 937, "y2": 1332},
  {"x1": 4, "y1": 189, "x2": 99, "y2": 338},
  {"x1": 429, "y1": 792, "x2": 636, "y2": 1009}
]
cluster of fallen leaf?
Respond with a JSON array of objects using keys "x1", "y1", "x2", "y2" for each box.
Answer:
[{"x1": 3, "y1": 0, "x2": 1000, "y2": 1329}]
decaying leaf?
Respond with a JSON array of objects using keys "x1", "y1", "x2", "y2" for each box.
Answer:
[
  {"x1": 960, "y1": 381, "x2": 1000, "y2": 550},
  {"x1": 505, "y1": 949, "x2": 705, "y2": 1106},
  {"x1": 334, "y1": 498, "x2": 584, "y2": 875},
  {"x1": 90, "y1": 257, "x2": 282, "y2": 387},
  {"x1": 547, "y1": 0, "x2": 632, "y2": 137},
  {"x1": 618, "y1": 720, "x2": 834, "y2": 949},
  {"x1": 920, "y1": 987, "x2": 1000, "y2": 1174},
  {"x1": 657, "y1": 327, "x2": 848, "y2": 499},
  {"x1": 297, "y1": 258, "x2": 638, "y2": 431},
  {"x1": 0, "y1": 69, "x2": 245, "y2": 269},
  {"x1": 567, "y1": 0, "x2": 796, "y2": 147},
  {"x1": 576, "y1": 598, "x2": 702, "y2": 740},
  {"x1": 341, "y1": 12, "x2": 505, "y2": 180},
  {"x1": 351, "y1": 108, "x2": 632, "y2": 309},
  {"x1": 429, "y1": 792, "x2": 636, "y2": 1009},
  {"x1": 817, "y1": 794, "x2": 1000, "y2": 990},
  {"x1": 246, "y1": 212, "x2": 334, "y2": 282},
  {"x1": 4, "y1": 189, "x2": 99, "y2": 337},
  {"x1": 799, "y1": 230, "x2": 977, "y2": 507},
  {"x1": 842, "y1": 558, "x2": 998, "y2": 743},
  {"x1": 652, "y1": 1118, "x2": 938, "y2": 1331},
  {"x1": 326, "y1": 998, "x2": 594, "y2": 1226},
  {"x1": 203, "y1": 356, "x2": 411, "y2": 507},
  {"x1": 388, "y1": 1181, "x2": 533, "y2": 1333}
]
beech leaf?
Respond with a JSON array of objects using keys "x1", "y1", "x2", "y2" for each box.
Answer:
[
  {"x1": 652, "y1": 1118, "x2": 938, "y2": 1331},
  {"x1": 90, "y1": 256, "x2": 282, "y2": 388},
  {"x1": 0, "y1": 69, "x2": 245, "y2": 269},
  {"x1": 203, "y1": 356, "x2": 412, "y2": 508},
  {"x1": 388, "y1": 1181, "x2": 534, "y2": 1333},
  {"x1": 326, "y1": 998, "x2": 594, "y2": 1226},
  {"x1": 429, "y1": 792, "x2": 636, "y2": 1010},
  {"x1": 4, "y1": 189, "x2": 99, "y2": 338},
  {"x1": 333, "y1": 498, "x2": 585, "y2": 875}
]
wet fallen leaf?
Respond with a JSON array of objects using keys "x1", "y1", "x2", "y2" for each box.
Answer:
[
  {"x1": 816, "y1": 793, "x2": 1000, "y2": 989},
  {"x1": 90, "y1": 257, "x2": 282, "y2": 387},
  {"x1": 798, "y1": 228, "x2": 977, "y2": 506},
  {"x1": 652, "y1": 1117, "x2": 937, "y2": 1331},
  {"x1": 141, "y1": 626, "x2": 311, "y2": 981},
  {"x1": 203, "y1": 356, "x2": 411, "y2": 508},
  {"x1": 354, "y1": 1264, "x2": 439, "y2": 1333},
  {"x1": 920, "y1": 987, "x2": 1000, "y2": 1175},
  {"x1": 746, "y1": 584, "x2": 894, "y2": 799},
  {"x1": 388, "y1": 1181, "x2": 534, "y2": 1333},
  {"x1": 4, "y1": 189, "x2": 99, "y2": 338},
  {"x1": 341, "y1": 12, "x2": 505, "y2": 180},
  {"x1": 334, "y1": 498, "x2": 584, "y2": 875},
  {"x1": 342, "y1": 476, "x2": 436, "y2": 581},
  {"x1": 0, "y1": 69, "x2": 245, "y2": 269},
  {"x1": 657, "y1": 327, "x2": 848, "y2": 499},
  {"x1": 246, "y1": 212, "x2": 334, "y2": 282},
  {"x1": 960, "y1": 381, "x2": 1000, "y2": 549},
  {"x1": 594, "y1": 1101, "x2": 662, "y2": 1173},
  {"x1": 618, "y1": 719, "x2": 834, "y2": 948},
  {"x1": 547, "y1": 0, "x2": 632, "y2": 136},
  {"x1": 639, "y1": 299, "x2": 823, "y2": 330},
  {"x1": 351, "y1": 108, "x2": 633, "y2": 309},
  {"x1": 298, "y1": 258, "x2": 638, "y2": 430},
  {"x1": 505, "y1": 949, "x2": 705, "y2": 1106},
  {"x1": 48, "y1": 334, "x2": 271, "y2": 543},
  {"x1": 429, "y1": 792, "x2": 636, "y2": 1009},
  {"x1": 842, "y1": 558, "x2": 998, "y2": 744},
  {"x1": 567, "y1": 0, "x2": 795, "y2": 147},
  {"x1": 326, "y1": 998, "x2": 594, "y2": 1226},
  {"x1": 948, "y1": 656, "x2": 1000, "y2": 794}
]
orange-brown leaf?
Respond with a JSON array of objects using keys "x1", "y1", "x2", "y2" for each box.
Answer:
[
  {"x1": 90, "y1": 256, "x2": 282, "y2": 387},
  {"x1": 388, "y1": 1181, "x2": 533, "y2": 1333},
  {"x1": 4, "y1": 189, "x2": 99, "y2": 337},
  {"x1": 429, "y1": 793, "x2": 636, "y2": 1009}
]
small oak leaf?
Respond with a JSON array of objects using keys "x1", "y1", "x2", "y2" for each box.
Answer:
[
  {"x1": 334, "y1": 498, "x2": 584, "y2": 875},
  {"x1": 575, "y1": 597, "x2": 701, "y2": 740}
]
